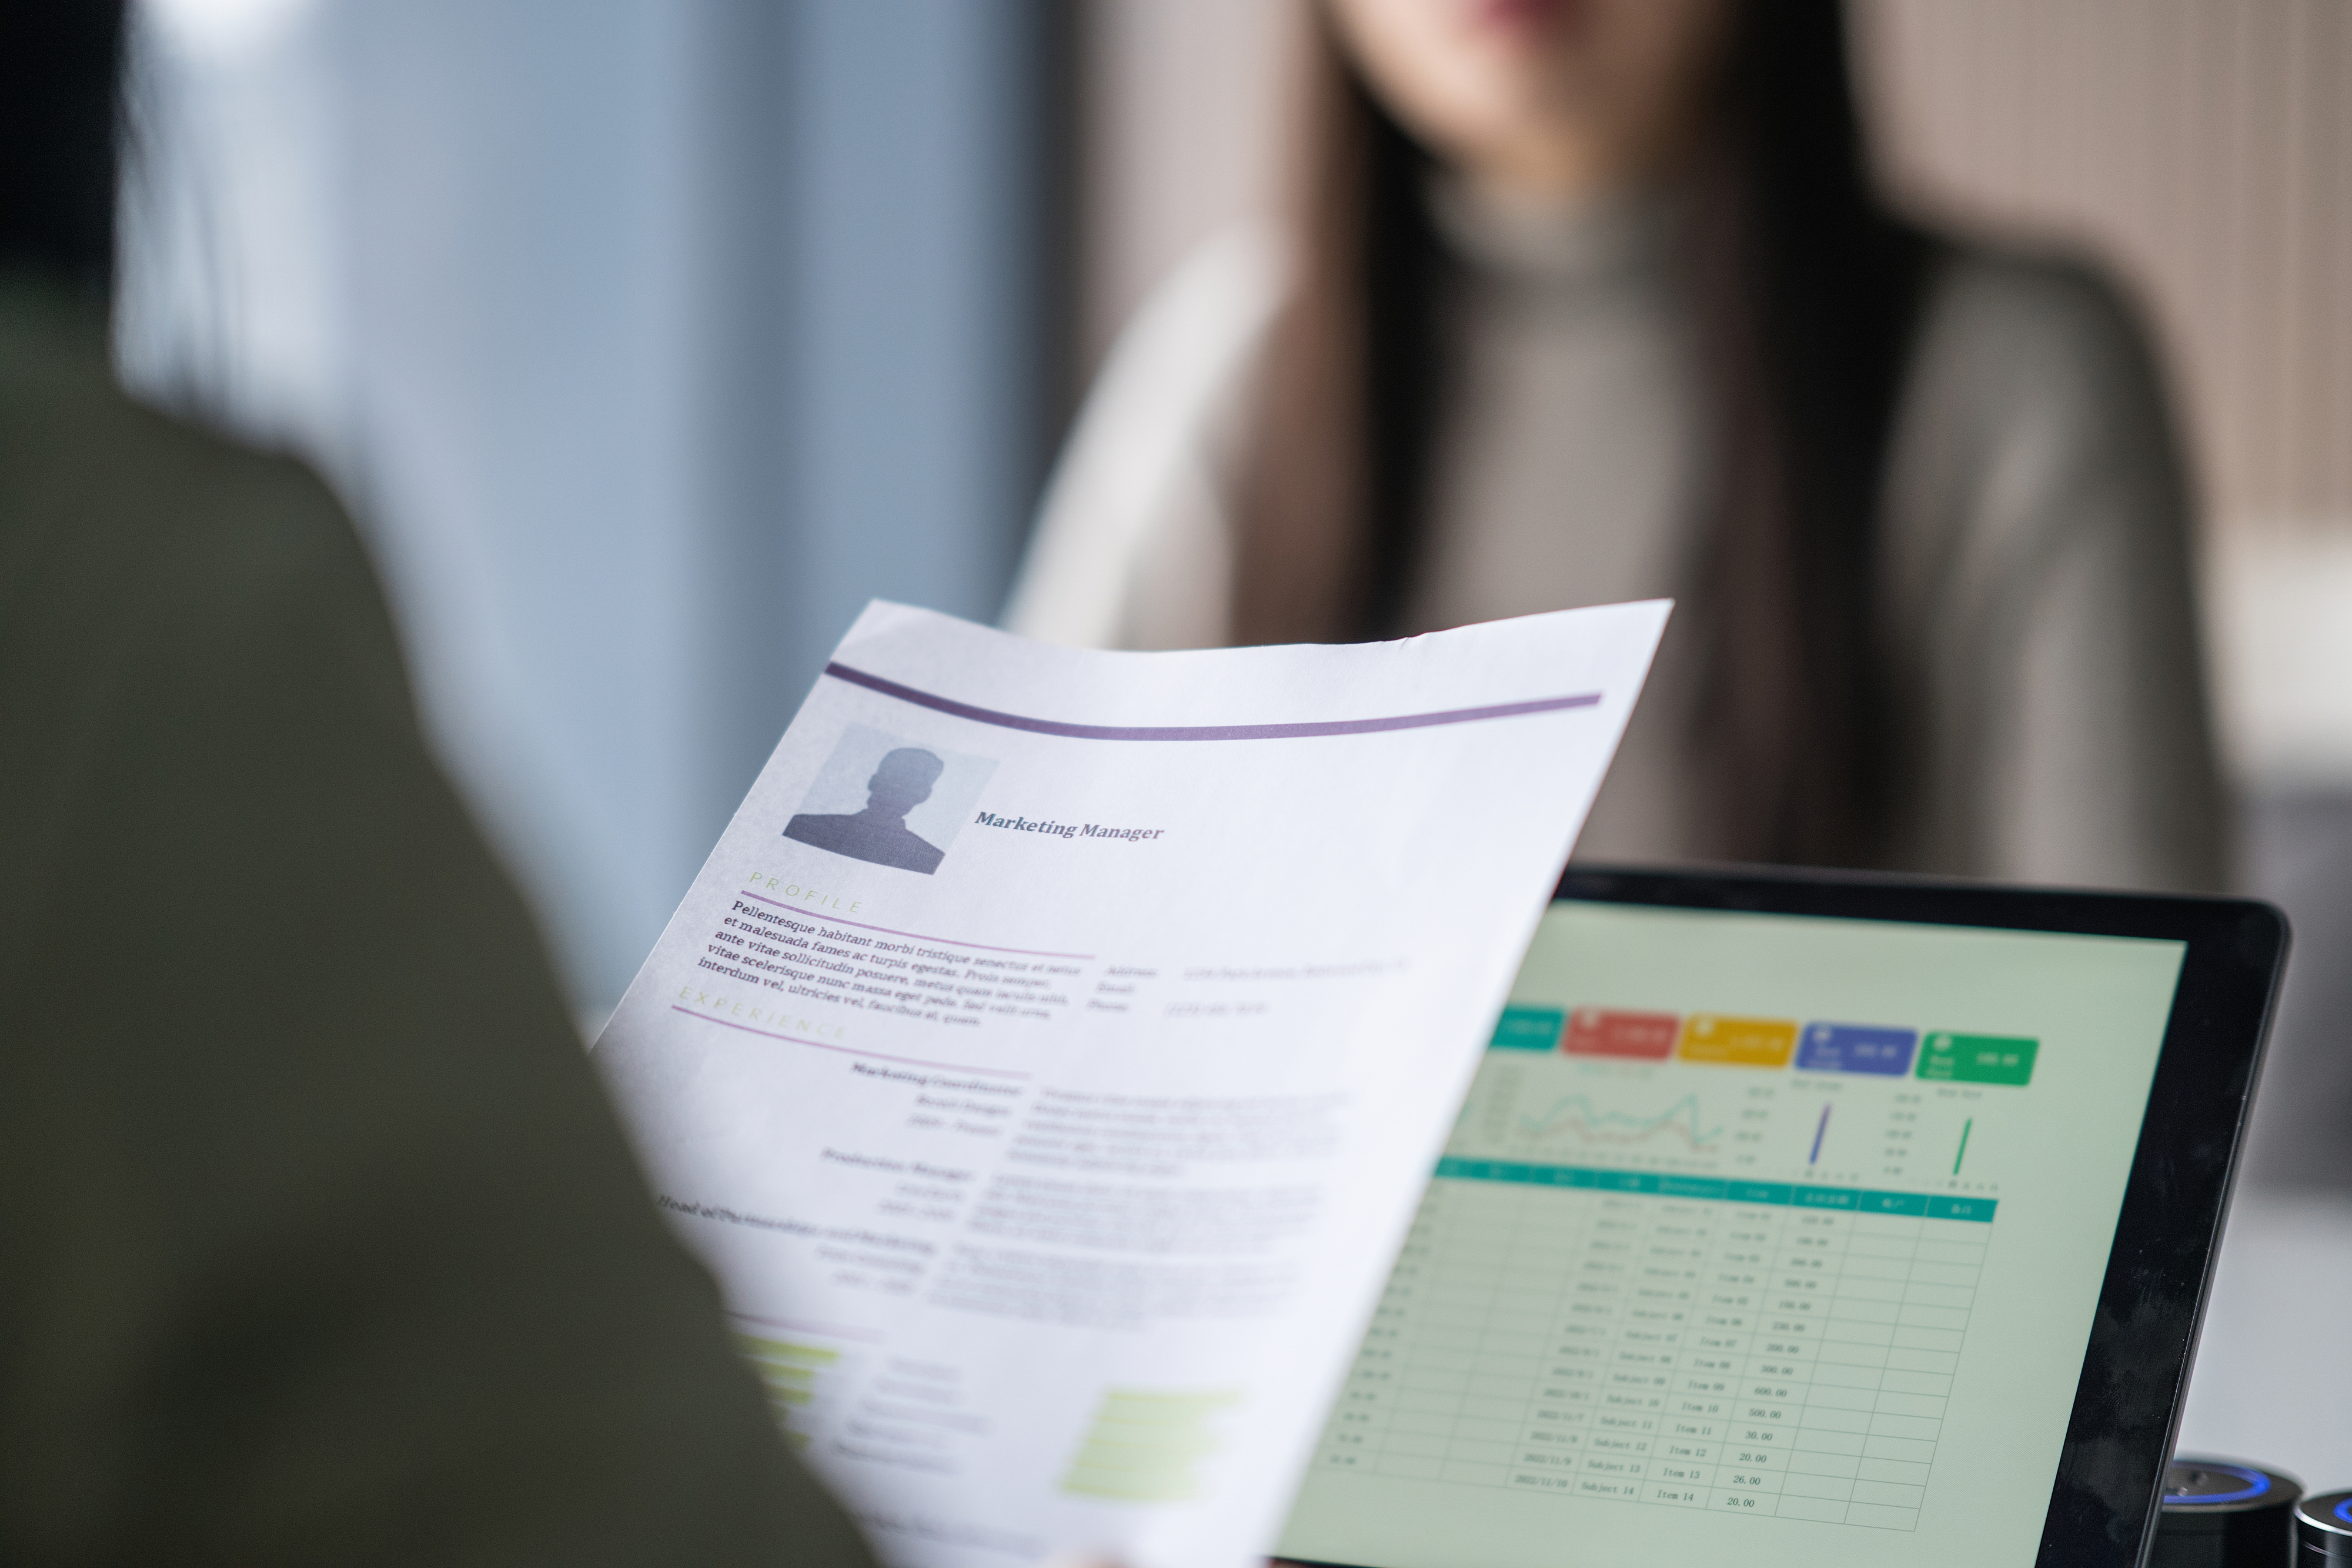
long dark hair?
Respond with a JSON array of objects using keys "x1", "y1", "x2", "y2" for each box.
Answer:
[
  {"x1": 1237, "y1": 0, "x2": 1930, "y2": 868},
  {"x1": 0, "y1": 0, "x2": 128, "y2": 289}
]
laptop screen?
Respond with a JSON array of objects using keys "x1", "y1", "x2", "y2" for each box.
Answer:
[{"x1": 1276, "y1": 897, "x2": 2187, "y2": 1568}]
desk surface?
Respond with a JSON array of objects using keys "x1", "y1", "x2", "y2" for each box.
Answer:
[{"x1": 2175, "y1": 1185, "x2": 2352, "y2": 1488}]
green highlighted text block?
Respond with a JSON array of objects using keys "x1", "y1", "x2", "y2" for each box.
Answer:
[
  {"x1": 734, "y1": 1335, "x2": 835, "y2": 1444},
  {"x1": 1061, "y1": 1388, "x2": 1241, "y2": 1502}
]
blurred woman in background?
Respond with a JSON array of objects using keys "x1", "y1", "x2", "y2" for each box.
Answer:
[{"x1": 1009, "y1": 0, "x2": 2225, "y2": 890}]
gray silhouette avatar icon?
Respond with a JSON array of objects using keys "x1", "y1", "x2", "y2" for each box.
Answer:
[{"x1": 784, "y1": 747, "x2": 948, "y2": 874}]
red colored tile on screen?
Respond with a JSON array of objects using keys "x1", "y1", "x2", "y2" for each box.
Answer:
[{"x1": 1562, "y1": 1007, "x2": 1679, "y2": 1060}]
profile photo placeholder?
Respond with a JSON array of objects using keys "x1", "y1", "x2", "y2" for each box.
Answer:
[{"x1": 783, "y1": 723, "x2": 997, "y2": 875}]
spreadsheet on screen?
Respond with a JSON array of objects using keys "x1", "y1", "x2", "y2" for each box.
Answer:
[{"x1": 1278, "y1": 901, "x2": 2184, "y2": 1568}]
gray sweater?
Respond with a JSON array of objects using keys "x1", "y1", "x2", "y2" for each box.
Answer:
[{"x1": 1007, "y1": 189, "x2": 2226, "y2": 892}]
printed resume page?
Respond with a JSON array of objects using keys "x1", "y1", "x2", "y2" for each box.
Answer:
[{"x1": 592, "y1": 600, "x2": 1669, "y2": 1568}]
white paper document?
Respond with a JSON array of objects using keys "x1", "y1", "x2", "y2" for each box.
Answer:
[{"x1": 593, "y1": 600, "x2": 1668, "y2": 1568}]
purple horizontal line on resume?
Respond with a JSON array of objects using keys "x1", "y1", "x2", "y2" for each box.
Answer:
[
  {"x1": 736, "y1": 890, "x2": 1093, "y2": 959},
  {"x1": 670, "y1": 1004, "x2": 1032, "y2": 1079},
  {"x1": 821, "y1": 661, "x2": 1602, "y2": 740}
]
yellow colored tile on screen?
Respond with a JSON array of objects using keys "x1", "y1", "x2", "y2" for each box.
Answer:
[{"x1": 1676, "y1": 1012, "x2": 1798, "y2": 1066}]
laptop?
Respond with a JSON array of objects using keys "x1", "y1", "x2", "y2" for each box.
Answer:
[{"x1": 1277, "y1": 866, "x2": 2287, "y2": 1568}]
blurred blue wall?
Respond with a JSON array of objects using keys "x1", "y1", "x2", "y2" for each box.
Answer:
[{"x1": 123, "y1": 0, "x2": 1065, "y2": 1014}]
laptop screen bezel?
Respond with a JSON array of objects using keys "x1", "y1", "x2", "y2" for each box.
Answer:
[{"x1": 1278, "y1": 864, "x2": 2287, "y2": 1568}]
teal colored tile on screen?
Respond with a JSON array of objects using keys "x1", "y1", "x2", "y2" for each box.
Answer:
[{"x1": 1489, "y1": 1005, "x2": 1565, "y2": 1051}]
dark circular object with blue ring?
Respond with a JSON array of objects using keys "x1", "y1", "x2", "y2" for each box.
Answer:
[
  {"x1": 2154, "y1": 1457, "x2": 2303, "y2": 1568},
  {"x1": 2296, "y1": 1488, "x2": 2352, "y2": 1564}
]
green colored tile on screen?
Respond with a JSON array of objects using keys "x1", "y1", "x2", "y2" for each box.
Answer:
[
  {"x1": 1917, "y1": 1032, "x2": 2038, "y2": 1085},
  {"x1": 1489, "y1": 1005, "x2": 1565, "y2": 1051}
]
